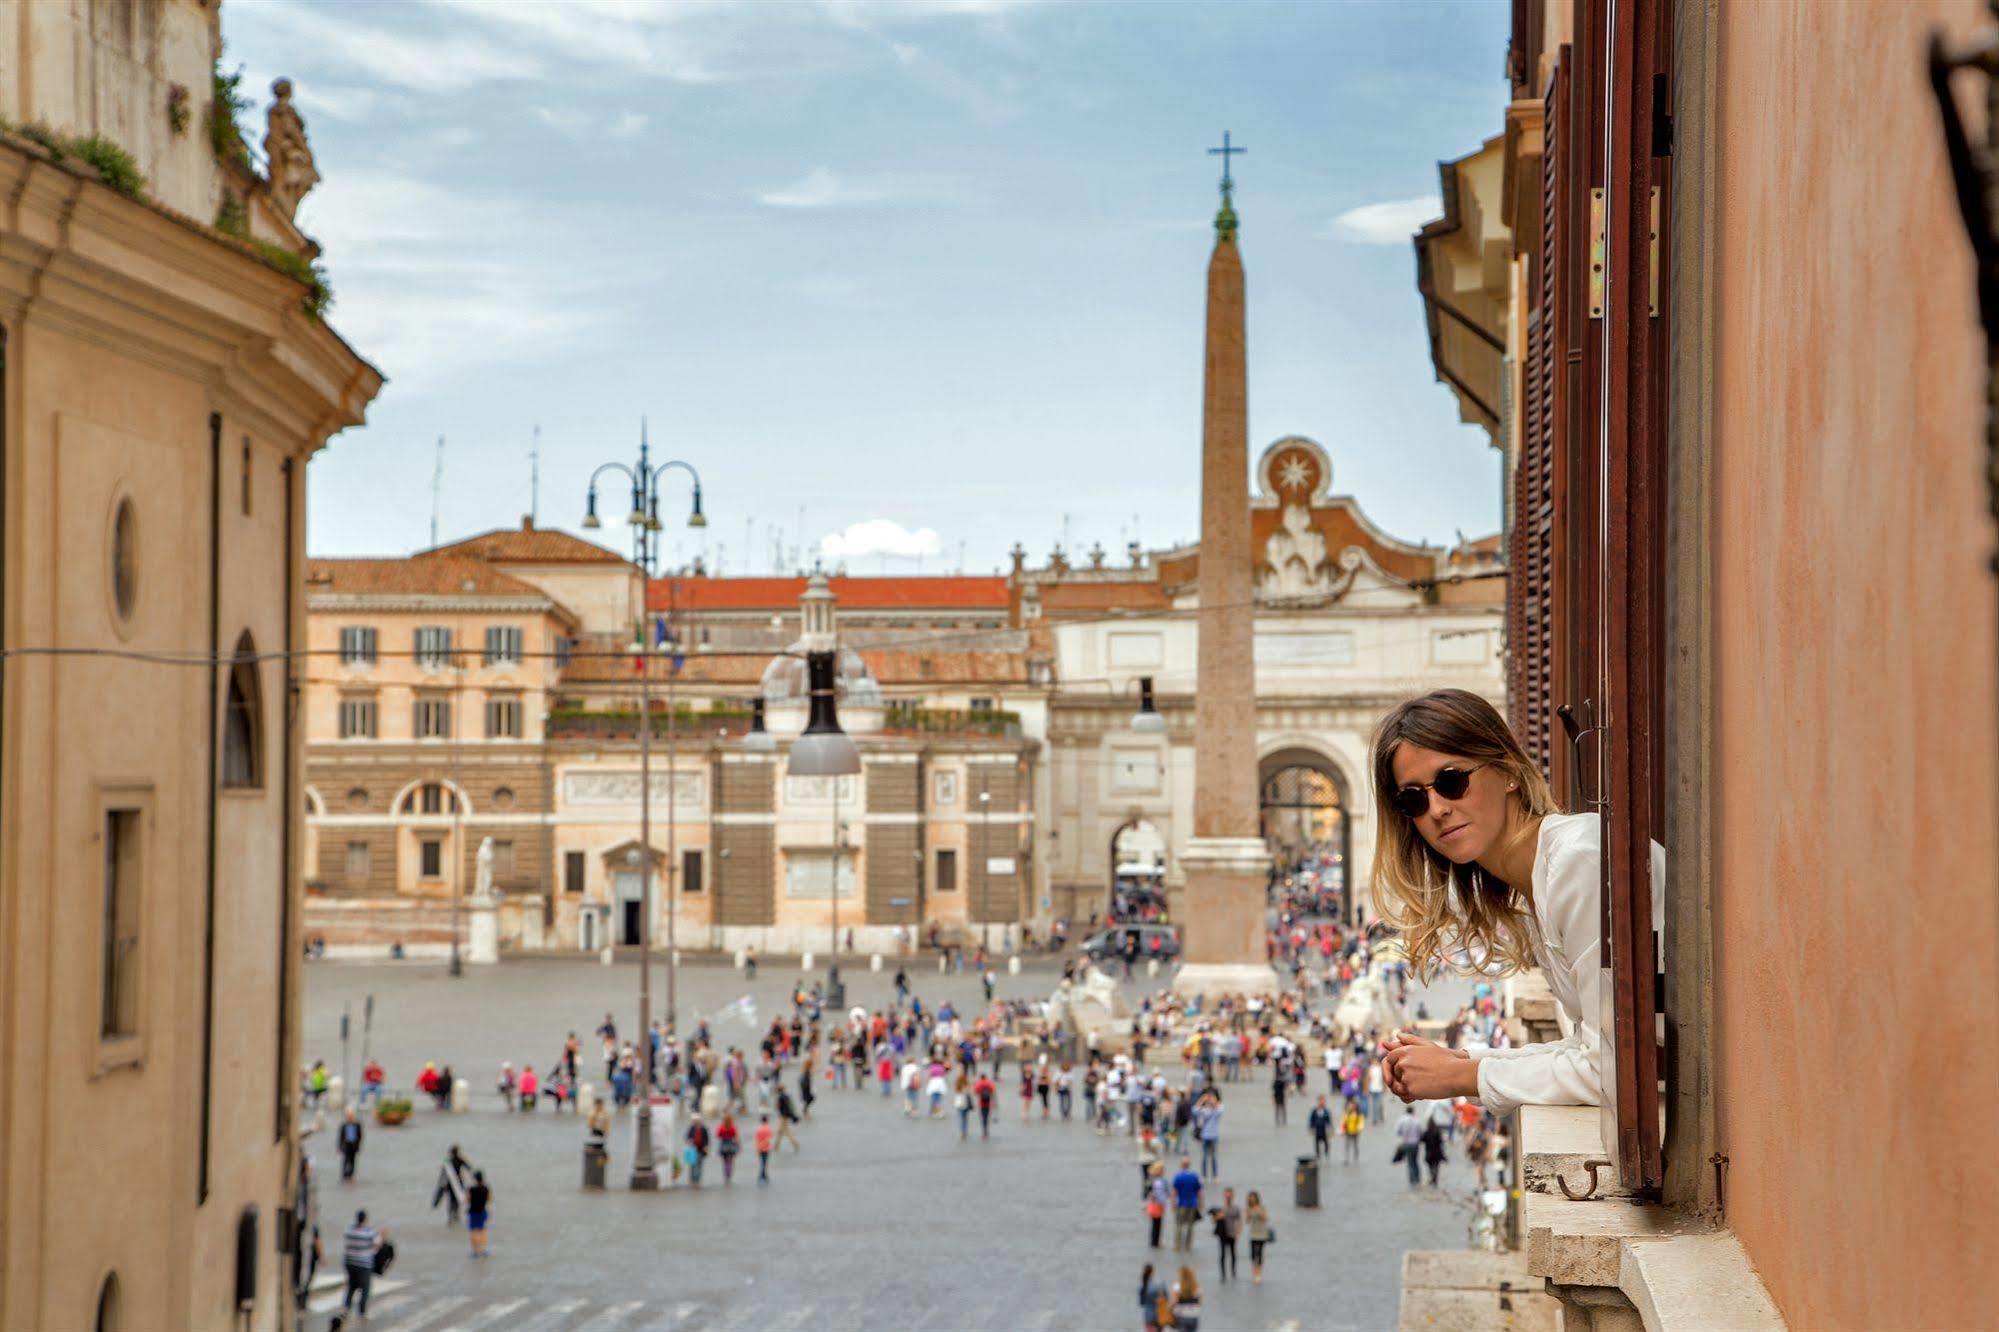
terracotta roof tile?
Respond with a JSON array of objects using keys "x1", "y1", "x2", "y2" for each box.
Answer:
[
  {"x1": 422, "y1": 521, "x2": 632, "y2": 566},
  {"x1": 556, "y1": 634, "x2": 1030, "y2": 687},
  {"x1": 306, "y1": 556, "x2": 553, "y2": 600},
  {"x1": 651, "y1": 576, "x2": 1009, "y2": 613},
  {"x1": 1036, "y1": 582, "x2": 1173, "y2": 614}
]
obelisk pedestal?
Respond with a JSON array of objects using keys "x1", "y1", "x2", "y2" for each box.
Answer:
[{"x1": 1173, "y1": 152, "x2": 1279, "y2": 998}]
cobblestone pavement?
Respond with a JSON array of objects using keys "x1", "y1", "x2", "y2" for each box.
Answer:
[{"x1": 300, "y1": 955, "x2": 1482, "y2": 1331}]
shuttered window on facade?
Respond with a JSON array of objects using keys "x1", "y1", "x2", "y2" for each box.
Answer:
[{"x1": 1511, "y1": 0, "x2": 1671, "y2": 1196}]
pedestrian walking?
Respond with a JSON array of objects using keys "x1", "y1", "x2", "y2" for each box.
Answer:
[
  {"x1": 1019, "y1": 1060, "x2": 1035, "y2": 1121},
  {"x1": 1169, "y1": 1156, "x2": 1202, "y2": 1252},
  {"x1": 1422, "y1": 1113, "x2": 1448, "y2": 1187},
  {"x1": 1209, "y1": 1188, "x2": 1241, "y2": 1284},
  {"x1": 954, "y1": 1072, "x2": 972, "y2": 1139},
  {"x1": 1342, "y1": 1100, "x2": 1366, "y2": 1165},
  {"x1": 755, "y1": 1114, "x2": 775, "y2": 1183},
  {"x1": 336, "y1": 1107, "x2": 363, "y2": 1181},
  {"x1": 1270, "y1": 1067, "x2": 1288, "y2": 1126},
  {"x1": 1057, "y1": 1062, "x2": 1075, "y2": 1119},
  {"x1": 774, "y1": 1084, "x2": 803, "y2": 1151},
  {"x1": 1145, "y1": 1163, "x2": 1169, "y2": 1249},
  {"x1": 1193, "y1": 1094, "x2": 1223, "y2": 1179},
  {"x1": 1139, "y1": 1262, "x2": 1168, "y2": 1332},
  {"x1": 1245, "y1": 1191, "x2": 1271, "y2": 1284},
  {"x1": 1168, "y1": 1266, "x2": 1203, "y2": 1331},
  {"x1": 340, "y1": 1210, "x2": 382, "y2": 1316},
  {"x1": 466, "y1": 1171, "x2": 491, "y2": 1257},
  {"x1": 1394, "y1": 1106, "x2": 1423, "y2": 1187},
  {"x1": 1367, "y1": 1058, "x2": 1386, "y2": 1124},
  {"x1": 685, "y1": 1114, "x2": 709, "y2": 1188},
  {"x1": 432, "y1": 1145, "x2": 470, "y2": 1224},
  {"x1": 1307, "y1": 1095, "x2": 1332, "y2": 1160},
  {"x1": 716, "y1": 1111, "x2": 741, "y2": 1185},
  {"x1": 974, "y1": 1070, "x2": 996, "y2": 1138}
]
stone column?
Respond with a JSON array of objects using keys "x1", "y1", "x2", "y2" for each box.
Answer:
[{"x1": 1174, "y1": 182, "x2": 1279, "y2": 996}]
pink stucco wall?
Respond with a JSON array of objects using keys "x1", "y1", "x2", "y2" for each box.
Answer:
[{"x1": 1712, "y1": 2, "x2": 1999, "y2": 1324}]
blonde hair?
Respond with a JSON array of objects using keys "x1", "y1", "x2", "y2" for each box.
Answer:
[{"x1": 1367, "y1": 689, "x2": 1557, "y2": 982}]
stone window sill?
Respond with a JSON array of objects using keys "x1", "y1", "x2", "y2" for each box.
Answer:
[{"x1": 1519, "y1": 1105, "x2": 1784, "y2": 1330}]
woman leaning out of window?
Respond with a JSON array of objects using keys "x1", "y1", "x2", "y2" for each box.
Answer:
[{"x1": 1371, "y1": 688, "x2": 1662, "y2": 1114}]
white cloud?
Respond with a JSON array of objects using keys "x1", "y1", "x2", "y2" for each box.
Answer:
[
  {"x1": 758, "y1": 166, "x2": 893, "y2": 209},
  {"x1": 294, "y1": 171, "x2": 613, "y2": 390},
  {"x1": 239, "y1": 0, "x2": 543, "y2": 92},
  {"x1": 891, "y1": 41, "x2": 921, "y2": 64},
  {"x1": 820, "y1": 519, "x2": 942, "y2": 561},
  {"x1": 1323, "y1": 195, "x2": 1442, "y2": 245},
  {"x1": 532, "y1": 105, "x2": 652, "y2": 141}
]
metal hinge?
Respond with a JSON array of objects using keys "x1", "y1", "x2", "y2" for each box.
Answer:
[
  {"x1": 1649, "y1": 186, "x2": 1661, "y2": 317},
  {"x1": 1588, "y1": 188, "x2": 1606, "y2": 318}
]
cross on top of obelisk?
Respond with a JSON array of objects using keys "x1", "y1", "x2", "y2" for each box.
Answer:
[
  {"x1": 1208, "y1": 130, "x2": 1245, "y2": 239},
  {"x1": 1208, "y1": 130, "x2": 1246, "y2": 190}
]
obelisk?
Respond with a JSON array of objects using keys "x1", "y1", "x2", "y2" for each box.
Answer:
[{"x1": 1175, "y1": 136, "x2": 1279, "y2": 997}]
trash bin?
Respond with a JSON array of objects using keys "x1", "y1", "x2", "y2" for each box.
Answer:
[
  {"x1": 582, "y1": 1144, "x2": 608, "y2": 1190},
  {"x1": 1294, "y1": 1155, "x2": 1320, "y2": 1208}
]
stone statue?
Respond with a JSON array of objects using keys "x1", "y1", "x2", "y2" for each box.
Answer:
[
  {"x1": 1333, "y1": 966, "x2": 1404, "y2": 1039},
  {"x1": 474, "y1": 836, "x2": 497, "y2": 900},
  {"x1": 1046, "y1": 963, "x2": 1132, "y2": 1038},
  {"x1": 1262, "y1": 503, "x2": 1331, "y2": 598},
  {"x1": 262, "y1": 78, "x2": 320, "y2": 220}
]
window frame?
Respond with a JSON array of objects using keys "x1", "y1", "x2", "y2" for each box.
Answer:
[
  {"x1": 338, "y1": 625, "x2": 378, "y2": 666},
  {"x1": 413, "y1": 625, "x2": 454, "y2": 671},
  {"x1": 483, "y1": 624, "x2": 523, "y2": 667},
  {"x1": 94, "y1": 782, "x2": 152, "y2": 1073},
  {"x1": 484, "y1": 693, "x2": 523, "y2": 740},
  {"x1": 414, "y1": 694, "x2": 452, "y2": 740},
  {"x1": 345, "y1": 840, "x2": 371, "y2": 881},
  {"x1": 221, "y1": 633, "x2": 263, "y2": 790},
  {"x1": 337, "y1": 693, "x2": 377, "y2": 740},
  {"x1": 419, "y1": 838, "x2": 444, "y2": 879}
]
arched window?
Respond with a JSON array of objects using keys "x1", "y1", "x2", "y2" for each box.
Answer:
[
  {"x1": 222, "y1": 632, "x2": 263, "y2": 788},
  {"x1": 397, "y1": 782, "x2": 460, "y2": 816}
]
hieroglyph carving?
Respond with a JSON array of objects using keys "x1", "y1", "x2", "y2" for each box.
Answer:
[{"x1": 263, "y1": 78, "x2": 320, "y2": 220}]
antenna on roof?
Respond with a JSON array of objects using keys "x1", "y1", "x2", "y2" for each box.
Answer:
[
  {"x1": 529, "y1": 424, "x2": 540, "y2": 526},
  {"x1": 430, "y1": 435, "x2": 445, "y2": 548}
]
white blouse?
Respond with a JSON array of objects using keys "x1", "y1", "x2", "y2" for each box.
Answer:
[{"x1": 1474, "y1": 813, "x2": 1665, "y2": 1115}]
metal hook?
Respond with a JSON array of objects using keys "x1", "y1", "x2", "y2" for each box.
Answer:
[
  {"x1": 1556, "y1": 1157, "x2": 1614, "y2": 1201},
  {"x1": 1556, "y1": 701, "x2": 1609, "y2": 810}
]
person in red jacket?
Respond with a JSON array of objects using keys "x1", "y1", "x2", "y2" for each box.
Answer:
[
  {"x1": 973, "y1": 1072, "x2": 997, "y2": 1139},
  {"x1": 716, "y1": 1111, "x2": 741, "y2": 1186}
]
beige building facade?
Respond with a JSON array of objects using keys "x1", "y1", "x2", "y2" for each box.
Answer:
[{"x1": 0, "y1": 4, "x2": 381, "y2": 1328}]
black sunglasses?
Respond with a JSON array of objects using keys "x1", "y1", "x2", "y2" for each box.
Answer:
[{"x1": 1392, "y1": 762, "x2": 1490, "y2": 820}]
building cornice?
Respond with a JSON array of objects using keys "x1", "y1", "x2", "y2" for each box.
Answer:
[
  {"x1": 308, "y1": 593, "x2": 564, "y2": 615},
  {"x1": 0, "y1": 140, "x2": 383, "y2": 453}
]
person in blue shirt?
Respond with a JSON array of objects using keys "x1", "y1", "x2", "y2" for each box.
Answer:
[
  {"x1": 1193, "y1": 1092, "x2": 1224, "y2": 1178},
  {"x1": 1170, "y1": 1156, "x2": 1204, "y2": 1252}
]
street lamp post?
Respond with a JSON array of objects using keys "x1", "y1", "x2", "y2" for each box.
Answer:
[
  {"x1": 448, "y1": 660, "x2": 465, "y2": 977},
  {"x1": 978, "y1": 788, "x2": 991, "y2": 957},
  {"x1": 783, "y1": 577, "x2": 862, "y2": 1007},
  {"x1": 581, "y1": 421, "x2": 705, "y2": 1192}
]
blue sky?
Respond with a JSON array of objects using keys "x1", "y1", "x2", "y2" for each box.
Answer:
[{"x1": 225, "y1": 0, "x2": 1510, "y2": 574}]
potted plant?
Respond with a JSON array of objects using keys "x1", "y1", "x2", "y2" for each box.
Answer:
[{"x1": 374, "y1": 1095, "x2": 414, "y2": 1126}]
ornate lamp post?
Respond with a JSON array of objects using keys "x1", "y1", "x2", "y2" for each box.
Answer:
[
  {"x1": 781, "y1": 577, "x2": 861, "y2": 1006},
  {"x1": 580, "y1": 421, "x2": 705, "y2": 1191}
]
